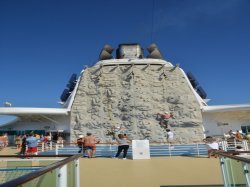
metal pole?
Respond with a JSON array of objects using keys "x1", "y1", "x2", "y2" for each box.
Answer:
[
  {"x1": 75, "y1": 159, "x2": 80, "y2": 187},
  {"x1": 56, "y1": 144, "x2": 58, "y2": 155},
  {"x1": 56, "y1": 165, "x2": 67, "y2": 187},
  {"x1": 222, "y1": 141, "x2": 227, "y2": 151},
  {"x1": 243, "y1": 140, "x2": 248, "y2": 151},
  {"x1": 229, "y1": 159, "x2": 235, "y2": 186},
  {"x1": 219, "y1": 156, "x2": 229, "y2": 187},
  {"x1": 196, "y1": 143, "x2": 200, "y2": 157},
  {"x1": 42, "y1": 142, "x2": 44, "y2": 152},
  {"x1": 242, "y1": 162, "x2": 250, "y2": 187},
  {"x1": 168, "y1": 143, "x2": 171, "y2": 157}
]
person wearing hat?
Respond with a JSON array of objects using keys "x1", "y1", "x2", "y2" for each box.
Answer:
[
  {"x1": 157, "y1": 111, "x2": 173, "y2": 128},
  {"x1": 77, "y1": 135, "x2": 84, "y2": 153}
]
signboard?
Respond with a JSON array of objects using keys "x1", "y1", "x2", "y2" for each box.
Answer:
[{"x1": 132, "y1": 140, "x2": 150, "y2": 159}]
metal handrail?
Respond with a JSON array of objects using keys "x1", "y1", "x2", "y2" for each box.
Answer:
[
  {"x1": 215, "y1": 151, "x2": 250, "y2": 163},
  {"x1": 0, "y1": 154, "x2": 75, "y2": 158},
  {"x1": 0, "y1": 154, "x2": 82, "y2": 187},
  {"x1": 51, "y1": 141, "x2": 207, "y2": 145}
]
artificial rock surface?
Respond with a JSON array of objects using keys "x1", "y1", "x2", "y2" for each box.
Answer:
[{"x1": 70, "y1": 63, "x2": 204, "y2": 143}]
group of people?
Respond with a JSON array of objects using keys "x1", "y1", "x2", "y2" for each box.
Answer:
[
  {"x1": 225, "y1": 129, "x2": 245, "y2": 142},
  {"x1": 203, "y1": 132, "x2": 250, "y2": 158},
  {"x1": 0, "y1": 134, "x2": 8, "y2": 150},
  {"x1": 14, "y1": 133, "x2": 64, "y2": 157},
  {"x1": 76, "y1": 131, "x2": 130, "y2": 159},
  {"x1": 77, "y1": 127, "x2": 174, "y2": 159},
  {"x1": 77, "y1": 132, "x2": 99, "y2": 158}
]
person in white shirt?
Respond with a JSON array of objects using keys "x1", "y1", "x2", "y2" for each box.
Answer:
[
  {"x1": 203, "y1": 136, "x2": 219, "y2": 158},
  {"x1": 166, "y1": 129, "x2": 174, "y2": 145}
]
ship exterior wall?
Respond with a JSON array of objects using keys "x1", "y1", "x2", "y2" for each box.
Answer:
[
  {"x1": 0, "y1": 116, "x2": 70, "y2": 133},
  {"x1": 70, "y1": 63, "x2": 204, "y2": 143},
  {"x1": 202, "y1": 111, "x2": 250, "y2": 136}
]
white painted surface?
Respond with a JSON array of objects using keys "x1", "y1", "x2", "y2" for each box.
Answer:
[
  {"x1": 202, "y1": 111, "x2": 250, "y2": 136},
  {"x1": 56, "y1": 165, "x2": 67, "y2": 187},
  {"x1": 0, "y1": 107, "x2": 69, "y2": 115},
  {"x1": 132, "y1": 140, "x2": 150, "y2": 159}
]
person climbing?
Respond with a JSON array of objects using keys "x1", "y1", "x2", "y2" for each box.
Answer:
[{"x1": 157, "y1": 111, "x2": 173, "y2": 128}]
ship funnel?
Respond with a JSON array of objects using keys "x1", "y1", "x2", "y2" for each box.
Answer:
[
  {"x1": 99, "y1": 44, "x2": 114, "y2": 60},
  {"x1": 117, "y1": 43, "x2": 144, "y2": 59},
  {"x1": 147, "y1": 43, "x2": 163, "y2": 59}
]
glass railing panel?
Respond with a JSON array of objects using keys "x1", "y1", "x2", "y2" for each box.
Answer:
[
  {"x1": 20, "y1": 169, "x2": 57, "y2": 187},
  {"x1": 0, "y1": 155, "x2": 81, "y2": 187},
  {"x1": 0, "y1": 159, "x2": 58, "y2": 185},
  {"x1": 0, "y1": 167, "x2": 40, "y2": 184},
  {"x1": 19, "y1": 160, "x2": 77, "y2": 187},
  {"x1": 223, "y1": 158, "x2": 246, "y2": 186},
  {"x1": 0, "y1": 160, "x2": 34, "y2": 184},
  {"x1": 67, "y1": 160, "x2": 76, "y2": 187}
]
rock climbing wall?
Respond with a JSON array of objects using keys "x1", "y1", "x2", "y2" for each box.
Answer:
[{"x1": 70, "y1": 63, "x2": 204, "y2": 143}]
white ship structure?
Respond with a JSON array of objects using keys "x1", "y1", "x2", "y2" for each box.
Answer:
[{"x1": 0, "y1": 43, "x2": 250, "y2": 143}]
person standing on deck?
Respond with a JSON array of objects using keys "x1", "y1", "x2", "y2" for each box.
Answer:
[
  {"x1": 82, "y1": 133, "x2": 99, "y2": 158},
  {"x1": 113, "y1": 133, "x2": 130, "y2": 159},
  {"x1": 166, "y1": 129, "x2": 174, "y2": 146},
  {"x1": 20, "y1": 135, "x2": 27, "y2": 156},
  {"x1": 235, "y1": 130, "x2": 243, "y2": 141},
  {"x1": 203, "y1": 136, "x2": 219, "y2": 158},
  {"x1": 26, "y1": 133, "x2": 39, "y2": 156},
  {"x1": 77, "y1": 135, "x2": 84, "y2": 153},
  {"x1": 15, "y1": 135, "x2": 22, "y2": 150}
]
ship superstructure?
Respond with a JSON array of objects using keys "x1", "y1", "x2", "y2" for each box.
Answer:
[{"x1": 1, "y1": 43, "x2": 250, "y2": 143}]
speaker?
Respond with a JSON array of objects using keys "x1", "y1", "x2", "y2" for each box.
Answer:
[
  {"x1": 147, "y1": 43, "x2": 163, "y2": 59},
  {"x1": 99, "y1": 44, "x2": 113, "y2": 60},
  {"x1": 147, "y1": 43, "x2": 158, "y2": 53}
]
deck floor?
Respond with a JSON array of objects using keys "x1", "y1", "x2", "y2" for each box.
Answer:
[
  {"x1": 0, "y1": 147, "x2": 223, "y2": 187},
  {"x1": 79, "y1": 157, "x2": 223, "y2": 187}
]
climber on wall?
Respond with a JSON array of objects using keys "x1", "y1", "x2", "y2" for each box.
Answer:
[{"x1": 157, "y1": 111, "x2": 173, "y2": 129}]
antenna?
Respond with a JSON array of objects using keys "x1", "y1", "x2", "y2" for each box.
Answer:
[{"x1": 150, "y1": 0, "x2": 156, "y2": 43}]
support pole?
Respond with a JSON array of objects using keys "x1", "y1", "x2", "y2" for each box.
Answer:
[
  {"x1": 55, "y1": 144, "x2": 58, "y2": 155},
  {"x1": 75, "y1": 159, "x2": 80, "y2": 187},
  {"x1": 56, "y1": 165, "x2": 67, "y2": 187},
  {"x1": 219, "y1": 156, "x2": 229, "y2": 187},
  {"x1": 42, "y1": 142, "x2": 44, "y2": 152},
  {"x1": 242, "y1": 163, "x2": 250, "y2": 187}
]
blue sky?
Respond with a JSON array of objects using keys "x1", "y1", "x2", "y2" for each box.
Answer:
[{"x1": 0, "y1": 0, "x2": 250, "y2": 109}]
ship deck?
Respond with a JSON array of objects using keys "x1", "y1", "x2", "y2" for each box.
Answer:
[
  {"x1": 79, "y1": 157, "x2": 223, "y2": 187},
  {"x1": 0, "y1": 147, "x2": 223, "y2": 187}
]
